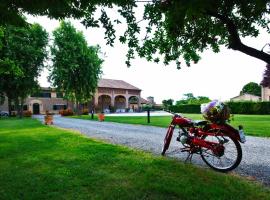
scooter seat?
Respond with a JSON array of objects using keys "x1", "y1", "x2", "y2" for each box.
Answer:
[{"x1": 193, "y1": 120, "x2": 208, "y2": 126}]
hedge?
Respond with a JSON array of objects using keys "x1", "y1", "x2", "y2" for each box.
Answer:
[
  {"x1": 169, "y1": 102, "x2": 270, "y2": 115},
  {"x1": 169, "y1": 104, "x2": 201, "y2": 114},
  {"x1": 226, "y1": 101, "x2": 270, "y2": 114}
]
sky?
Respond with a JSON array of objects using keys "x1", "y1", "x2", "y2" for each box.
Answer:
[{"x1": 26, "y1": 7, "x2": 268, "y2": 104}]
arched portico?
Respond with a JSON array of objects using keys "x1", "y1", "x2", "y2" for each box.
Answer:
[
  {"x1": 128, "y1": 96, "x2": 140, "y2": 112},
  {"x1": 29, "y1": 99, "x2": 43, "y2": 114},
  {"x1": 114, "y1": 95, "x2": 126, "y2": 112},
  {"x1": 98, "y1": 95, "x2": 111, "y2": 112}
]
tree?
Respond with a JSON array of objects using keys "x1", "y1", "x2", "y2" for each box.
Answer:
[
  {"x1": 162, "y1": 98, "x2": 174, "y2": 109},
  {"x1": 1, "y1": 1, "x2": 270, "y2": 67},
  {"x1": 49, "y1": 21, "x2": 103, "y2": 114},
  {"x1": 240, "y1": 82, "x2": 261, "y2": 96},
  {"x1": 0, "y1": 24, "x2": 48, "y2": 116},
  {"x1": 261, "y1": 64, "x2": 270, "y2": 88},
  {"x1": 176, "y1": 93, "x2": 211, "y2": 105}
]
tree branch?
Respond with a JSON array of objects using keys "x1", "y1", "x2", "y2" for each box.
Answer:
[{"x1": 206, "y1": 10, "x2": 270, "y2": 64}]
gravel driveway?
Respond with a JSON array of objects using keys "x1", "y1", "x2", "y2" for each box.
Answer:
[{"x1": 34, "y1": 115, "x2": 270, "y2": 186}]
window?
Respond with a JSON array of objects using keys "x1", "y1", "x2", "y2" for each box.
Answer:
[
  {"x1": 42, "y1": 92, "x2": 51, "y2": 98},
  {"x1": 31, "y1": 92, "x2": 51, "y2": 98},
  {"x1": 56, "y1": 92, "x2": 63, "y2": 98},
  {"x1": 53, "y1": 104, "x2": 67, "y2": 110},
  {"x1": 23, "y1": 105, "x2": 28, "y2": 111}
]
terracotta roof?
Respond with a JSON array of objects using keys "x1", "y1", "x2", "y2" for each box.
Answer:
[
  {"x1": 230, "y1": 93, "x2": 261, "y2": 99},
  {"x1": 140, "y1": 97, "x2": 149, "y2": 104},
  {"x1": 98, "y1": 79, "x2": 141, "y2": 90}
]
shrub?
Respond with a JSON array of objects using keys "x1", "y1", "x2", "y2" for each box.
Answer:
[
  {"x1": 23, "y1": 110, "x2": 32, "y2": 117},
  {"x1": 226, "y1": 101, "x2": 270, "y2": 114},
  {"x1": 152, "y1": 105, "x2": 163, "y2": 111},
  {"x1": 59, "y1": 109, "x2": 74, "y2": 116},
  {"x1": 167, "y1": 101, "x2": 270, "y2": 115},
  {"x1": 82, "y1": 108, "x2": 89, "y2": 115},
  {"x1": 169, "y1": 104, "x2": 201, "y2": 113},
  {"x1": 10, "y1": 111, "x2": 17, "y2": 117}
]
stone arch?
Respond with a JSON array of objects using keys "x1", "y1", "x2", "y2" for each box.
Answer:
[
  {"x1": 98, "y1": 95, "x2": 111, "y2": 112},
  {"x1": 29, "y1": 99, "x2": 43, "y2": 114},
  {"x1": 128, "y1": 96, "x2": 139, "y2": 112},
  {"x1": 114, "y1": 95, "x2": 126, "y2": 112}
]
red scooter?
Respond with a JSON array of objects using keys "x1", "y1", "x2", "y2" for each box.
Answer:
[{"x1": 162, "y1": 111, "x2": 246, "y2": 172}]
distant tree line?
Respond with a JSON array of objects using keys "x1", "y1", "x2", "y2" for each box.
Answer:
[{"x1": 162, "y1": 93, "x2": 211, "y2": 109}]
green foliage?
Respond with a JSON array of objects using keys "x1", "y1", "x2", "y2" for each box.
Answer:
[
  {"x1": 1, "y1": 1, "x2": 270, "y2": 66},
  {"x1": 0, "y1": 24, "x2": 48, "y2": 114},
  {"x1": 176, "y1": 93, "x2": 211, "y2": 105},
  {"x1": 162, "y1": 98, "x2": 174, "y2": 109},
  {"x1": 82, "y1": 108, "x2": 89, "y2": 115},
  {"x1": 240, "y1": 82, "x2": 261, "y2": 96},
  {"x1": 49, "y1": 21, "x2": 103, "y2": 105},
  {"x1": 261, "y1": 64, "x2": 270, "y2": 87},
  {"x1": 169, "y1": 104, "x2": 201, "y2": 114},
  {"x1": 227, "y1": 101, "x2": 270, "y2": 115},
  {"x1": 22, "y1": 110, "x2": 32, "y2": 117},
  {"x1": 59, "y1": 109, "x2": 74, "y2": 116}
]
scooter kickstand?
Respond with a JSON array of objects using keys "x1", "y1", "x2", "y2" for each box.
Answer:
[{"x1": 184, "y1": 153, "x2": 193, "y2": 163}]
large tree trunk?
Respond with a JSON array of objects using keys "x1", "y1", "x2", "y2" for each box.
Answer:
[
  {"x1": 14, "y1": 98, "x2": 20, "y2": 118},
  {"x1": 76, "y1": 101, "x2": 81, "y2": 115},
  {"x1": 7, "y1": 97, "x2": 12, "y2": 116},
  {"x1": 18, "y1": 98, "x2": 24, "y2": 118}
]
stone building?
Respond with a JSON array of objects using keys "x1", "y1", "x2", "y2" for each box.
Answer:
[
  {"x1": 0, "y1": 79, "x2": 142, "y2": 114},
  {"x1": 94, "y1": 79, "x2": 141, "y2": 113},
  {"x1": 0, "y1": 87, "x2": 70, "y2": 115},
  {"x1": 261, "y1": 86, "x2": 270, "y2": 101},
  {"x1": 230, "y1": 93, "x2": 261, "y2": 102}
]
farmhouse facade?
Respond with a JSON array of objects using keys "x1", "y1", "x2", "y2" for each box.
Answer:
[
  {"x1": 230, "y1": 93, "x2": 261, "y2": 102},
  {"x1": 94, "y1": 79, "x2": 142, "y2": 113},
  {"x1": 0, "y1": 79, "x2": 142, "y2": 114},
  {"x1": 262, "y1": 86, "x2": 270, "y2": 101}
]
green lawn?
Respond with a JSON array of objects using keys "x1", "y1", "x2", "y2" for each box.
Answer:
[
  {"x1": 0, "y1": 118, "x2": 269, "y2": 199},
  {"x1": 71, "y1": 114, "x2": 270, "y2": 137}
]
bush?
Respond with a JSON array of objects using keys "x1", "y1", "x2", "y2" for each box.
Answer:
[
  {"x1": 152, "y1": 105, "x2": 163, "y2": 111},
  {"x1": 23, "y1": 110, "x2": 32, "y2": 117},
  {"x1": 226, "y1": 101, "x2": 270, "y2": 114},
  {"x1": 10, "y1": 111, "x2": 17, "y2": 117},
  {"x1": 59, "y1": 109, "x2": 74, "y2": 116},
  {"x1": 169, "y1": 104, "x2": 201, "y2": 113},
  {"x1": 168, "y1": 101, "x2": 270, "y2": 115},
  {"x1": 82, "y1": 109, "x2": 89, "y2": 115}
]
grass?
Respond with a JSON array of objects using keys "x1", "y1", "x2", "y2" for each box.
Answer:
[
  {"x1": 0, "y1": 118, "x2": 269, "y2": 199},
  {"x1": 71, "y1": 114, "x2": 270, "y2": 137}
]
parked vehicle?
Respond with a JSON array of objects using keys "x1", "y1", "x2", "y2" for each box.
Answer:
[
  {"x1": 0, "y1": 111, "x2": 9, "y2": 117},
  {"x1": 162, "y1": 111, "x2": 246, "y2": 172}
]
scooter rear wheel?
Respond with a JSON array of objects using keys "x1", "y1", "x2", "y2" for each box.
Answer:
[{"x1": 200, "y1": 134, "x2": 242, "y2": 172}]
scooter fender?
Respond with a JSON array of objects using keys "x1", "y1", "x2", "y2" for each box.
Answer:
[{"x1": 208, "y1": 123, "x2": 241, "y2": 142}]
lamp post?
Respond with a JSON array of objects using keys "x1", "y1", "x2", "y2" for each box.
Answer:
[{"x1": 147, "y1": 107, "x2": 150, "y2": 123}]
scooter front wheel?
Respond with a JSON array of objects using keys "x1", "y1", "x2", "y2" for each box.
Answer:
[{"x1": 161, "y1": 125, "x2": 175, "y2": 156}]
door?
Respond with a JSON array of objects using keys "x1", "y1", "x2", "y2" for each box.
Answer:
[{"x1": 33, "y1": 103, "x2": 40, "y2": 114}]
